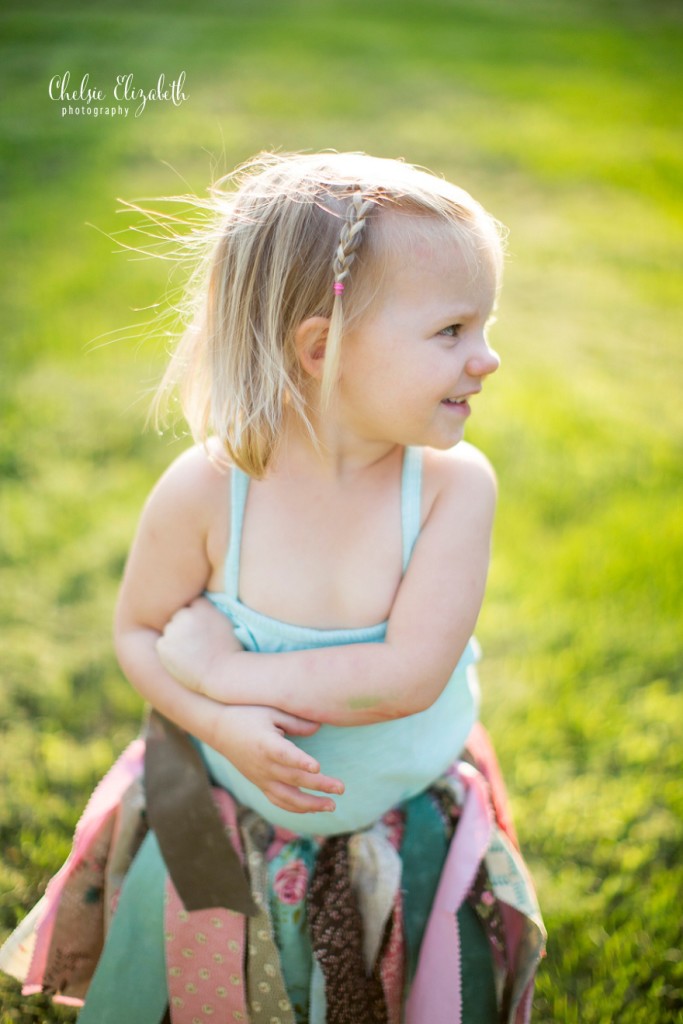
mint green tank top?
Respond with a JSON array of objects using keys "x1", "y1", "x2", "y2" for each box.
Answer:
[{"x1": 203, "y1": 446, "x2": 480, "y2": 836}]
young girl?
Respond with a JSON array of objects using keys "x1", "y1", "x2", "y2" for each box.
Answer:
[{"x1": 0, "y1": 152, "x2": 545, "y2": 1023}]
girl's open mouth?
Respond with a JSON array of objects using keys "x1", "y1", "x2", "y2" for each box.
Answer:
[{"x1": 441, "y1": 397, "x2": 471, "y2": 414}]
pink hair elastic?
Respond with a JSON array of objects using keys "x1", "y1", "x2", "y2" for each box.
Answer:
[{"x1": 333, "y1": 281, "x2": 345, "y2": 296}]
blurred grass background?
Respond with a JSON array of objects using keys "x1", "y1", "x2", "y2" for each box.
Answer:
[{"x1": 1, "y1": 0, "x2": 681, "y2": 1020}]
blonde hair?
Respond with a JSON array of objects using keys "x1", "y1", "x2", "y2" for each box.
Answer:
[{"x1": 151, "y1": 151, "x2": 505, "y2": 477}]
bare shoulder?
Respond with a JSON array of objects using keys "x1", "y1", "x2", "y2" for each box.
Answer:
[
  {"x1": 147, "y1": 439, "x2": 230, "y2": 506},
  {"x1": 141, "y1": 438, "x2": 232, "y2": 543},
  {"x1": 422, "y1": 442, "x2": 497, "y2": 520}
]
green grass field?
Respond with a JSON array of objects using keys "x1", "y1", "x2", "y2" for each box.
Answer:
[{"x1": 1, "y1": 1, "x2": 681, "y2": 1020}]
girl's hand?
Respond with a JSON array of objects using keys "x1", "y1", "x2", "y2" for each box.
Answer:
[
  {"x1": 157, "y1": 597, "x2": 346, "y2": 812},
  {"x1": 210, "y1": 703, "x2": 345, "y2": 814},
  {"x1": 157, "y1": 596, "x2": 241, "y2": 693}
]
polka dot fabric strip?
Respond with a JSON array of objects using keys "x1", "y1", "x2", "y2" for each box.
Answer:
[
  {"x1": 164, "y1": 790, "x2": 249, "y2": 1023},
  {"x1": 242, "y1": 822, "x2": 296, "y2": 1024}
]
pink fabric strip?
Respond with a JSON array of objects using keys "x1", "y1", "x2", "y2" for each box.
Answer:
[
  {"x1": 466, "y1": 722, "x2": 519, "y2": 848},
  {"x1": 381, "y1": 895, "x2": 404, "y2": 1024},
  {"x1": 165, "y1": 788, "x2": 249, "y2": 1023},
  {"x1": 465, "y1": 727, "x2": 545, "y2": 1023},
  {"x1": 381, "y1": 811, "x2": 404, "y2": 1024},
  {"x1": 499, "y1": 900, "x2": 539, "y2": 1024},
  {"x1": 405, "y1": 763, "x2": 493, "y2": 1024},
  {"x1": 24, "y1": 740, "x2": 145, "y2": 993}
]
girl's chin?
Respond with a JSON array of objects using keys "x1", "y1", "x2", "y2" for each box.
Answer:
[{"x1": 421, "y1": 426, "x2": 467, "y2": 450}]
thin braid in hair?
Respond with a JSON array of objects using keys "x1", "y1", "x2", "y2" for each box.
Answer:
[
  {"x1": 322, "y1": 191, "x2": 374, "y2": 406},
  {"x1": 332, "y1": 191, "x2": 375, "y2": 288}
]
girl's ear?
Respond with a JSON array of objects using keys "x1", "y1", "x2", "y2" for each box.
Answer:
[{"x1": 295, "y1": 317, "x2": 330, "y2": 380}]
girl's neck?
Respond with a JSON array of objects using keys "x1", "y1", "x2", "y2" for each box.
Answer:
[{"x1": 273, "y1": 406, "x2": 400, "y2": 483}]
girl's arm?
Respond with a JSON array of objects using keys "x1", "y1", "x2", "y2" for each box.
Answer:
[
  {"x1": 114, "y1": 446, "x2": 344, "y2": 813},
  {"x1": 158, "y1": 445, "x2": 496, "y2": 727}
]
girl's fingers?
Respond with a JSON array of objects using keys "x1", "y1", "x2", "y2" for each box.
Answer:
[
  {"x1": 277, "y1": 767, "x2": 345, "y2": 795},
  {"x1": 265, "y1": 730, "x2": 344, "y2": 802},
  {"x1": 274, "y1": 711, "x2": 321, "y2": 738},
  {"x1": 265, "y1": 782, "x2": 337, "y2": 815},
  {"x1": 270, "y1": 736, "x2": 321, "y2": 774},
  {"x1": 266, "y1": 740, "x2": 344, "y2": 793}
]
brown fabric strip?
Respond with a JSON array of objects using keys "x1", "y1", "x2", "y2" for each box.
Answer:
[
  {"x1": 308, "y1": 834, "x2": 389, "y2": 1024},
  {"x1": 143, "y1": 710, "x2": 257, "y2": 916}
]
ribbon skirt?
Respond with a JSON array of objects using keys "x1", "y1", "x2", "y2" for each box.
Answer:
[{"x1": 0, "y1": 715, "x2": 545, "y2": 1023}]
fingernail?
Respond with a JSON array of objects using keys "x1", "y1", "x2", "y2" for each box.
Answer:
[{"x1": 324, "y1": 802, "x2": 335, "y2": 812}]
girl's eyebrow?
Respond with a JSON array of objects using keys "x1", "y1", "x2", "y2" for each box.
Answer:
[
  {"x1": 436, "y1": 305, "x2": 478, "y2": 320},
  {"x1": 434, "y1": 306, "x2": 482, "y2": 323}
]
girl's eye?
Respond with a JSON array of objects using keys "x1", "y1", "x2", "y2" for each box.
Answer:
[{"x1": 438, "y1": 324, "x2": 463, "y2": 338}]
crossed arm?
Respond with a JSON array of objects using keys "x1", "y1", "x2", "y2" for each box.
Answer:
[
  {"x1": 158, "y1": 479, "x2": 494, "y2": 728},
  {"x1": 114, "y1": 443, "x2": 496, "y2": 810}
]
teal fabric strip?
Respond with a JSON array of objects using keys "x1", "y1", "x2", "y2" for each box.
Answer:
[
  {"x1": 224, "y1": 466, "x2": 249, "y2": 599},
  {"x1": 268, "y1": 837, "x2": 318, "y2": 1020},
  {"x1": 401, "y1": 791, "x2": 448, "y2": 985},
  {"x1": 457, "y1": 902, "x2": 499, "y2": 1023},
  {"x1": 309, "y1": 960, "x2": 327, "y2": 1024},
  {"x1": 78, "y1": 832, "x2": 167, "y2": 1024}
]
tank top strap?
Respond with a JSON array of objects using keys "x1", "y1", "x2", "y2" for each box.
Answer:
[
  {"x1": 223, "y1": 466, "x2": 250, "y2": 599},
  {"x1": 401, "y1": 446, "x2": 423, "y2": 573}
]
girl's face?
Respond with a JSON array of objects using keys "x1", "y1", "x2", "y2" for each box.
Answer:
[{"x1": 337, "y1": 227, "x2": 500, "y2": 451}]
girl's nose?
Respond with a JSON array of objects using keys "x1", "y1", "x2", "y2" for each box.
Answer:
[{"x1": 468, "y1": 340, "x2": 501, "y2": 379}]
